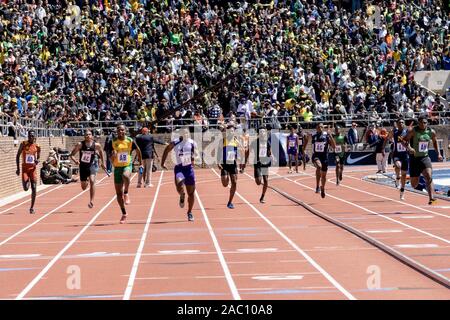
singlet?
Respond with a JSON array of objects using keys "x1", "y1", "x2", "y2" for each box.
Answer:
[
  {"x1": 80, "y1": 140, "x2": 97, "y2": 166},
  {"x1": 223, "y1": 137, "x2": 238, "y2": 164},
  {"x1": 298, "y1": 133, "x2": 305, "y2": 152},
  {"x1": 412, "y1": 126, "x2": 433, "y2": 157},
  {"x1": 173, "y1": 137, "x2": 196, "y2": 167},
  {"x1": 287, "y1": 133, "x2": 298, "y2": 149},
  {"x1": 21, "y1": 141, "x2": 39, "y2": 167},
  {"x1": 112, "y1": 137, "x2": 135, "y2": 167},
  {"x1": 312, "y1": 132, "x2": 330, "y2": 155},
  {"x1": 255, "y1": 138, "x2": 272, "y2": 165},
  {"x1": 334, "y1": 134, "x2": 345, "y2": 155},
  {"x1": 393, "y1": 128, "x2": 409, "y2": 155}
]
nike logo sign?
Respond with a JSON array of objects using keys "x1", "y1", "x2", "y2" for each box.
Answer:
[{"x1": 346, "y1": 153, "x2": 372, "y2": 165}]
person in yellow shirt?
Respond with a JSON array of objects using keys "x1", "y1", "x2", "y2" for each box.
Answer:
[
  {"x1": 302, "y1": 107, "x2": 313, "y2": 123},
  {"x1": 107, "y1": 124, "x2": 143, "y2": 224}
]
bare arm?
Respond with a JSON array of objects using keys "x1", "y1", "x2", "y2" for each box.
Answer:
[
  {"x1": 328, "y1": 134, "x2": 336, "y2": 150},
  {"x1": 303, "y1": 133, "x2": 309, "y2": 153},
  {"x1": 133, "y1": 141, "x2": 143, "y2": 166},
  {"x1": 431, "y1": 130, "x2": 443, "y2": 161},
  {"x1": 70, "y1": 142, "x2": 82, "y2": 165},
  {"x1": 16, "y1": 142, "x2": 23, "y2": 175},
  {"x1": 36, "y1": 145, "x2": 41, "y2": 162},
  {"x1": 383, "y1": 130, "x2": 393, "y2": 150},
  {"x1": 95, "y1": 143, "x2": 106, "y2": 171},
  {"x1": 161, "y1": 142, "x2": 175, "y2": 169}
]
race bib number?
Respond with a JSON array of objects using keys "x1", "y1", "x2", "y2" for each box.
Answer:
[
  {"x1": 418, "y1": 141, "x2": 428, "y2": 152},
  {"x1": 334, "y1": 145, "x2": 342, "y2": 153},
  {"x1": 81, "y1": 151, "x2": 92, "y2": 163},
  {"x1": 118, "y1": 152, "x2": 128, "y2": 164},
  {"x1": 25, "y1": 154, "x2": 35, "y2": 164},
  {"x1": 227, "y1": 150, "x2": 236, "y2": 162},
  {"x1": 289, "y1": 141, "x2": 296, "y2": 148},
  {"x1": 315, "y1": 142, "x2": 325, "y2": 152},
  {"x1": 181, "y1": 154, "x2": 191, "y2": 166},
  {"x1": 397, "y1": 143, "x2": 406, "y2": 152},
  {"x1": 259, "y1": 146, "x2": 267, "y2": 157}
]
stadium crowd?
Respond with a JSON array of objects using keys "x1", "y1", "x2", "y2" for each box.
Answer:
[{"x1": 0, "y1": 0, "x2": 449, "y2": 136}]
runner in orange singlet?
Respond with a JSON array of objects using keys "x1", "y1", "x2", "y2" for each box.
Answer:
[{"x1": 16, "y1": 130, "x2": 41, "y2": 214}]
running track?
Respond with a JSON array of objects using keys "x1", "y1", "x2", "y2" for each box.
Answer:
[{"x1": 0, "y1": 164, "x2": 449, "y2": 300}]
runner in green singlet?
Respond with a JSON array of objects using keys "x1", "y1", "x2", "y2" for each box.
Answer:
[
  {"x1": 333, "y1": 125, "x2": 347, "y2": 186},
  {"x1": 403, "y1": 116, "x2": 443, "y2": 205}
]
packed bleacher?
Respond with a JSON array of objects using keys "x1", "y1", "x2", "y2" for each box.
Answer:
[{"x1": 0, "y1": 0, "x2": 449, "y2": 136}]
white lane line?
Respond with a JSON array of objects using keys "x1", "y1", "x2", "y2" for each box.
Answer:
[
  {"x1": 252, "y1": 275, "x2": 304, "y2": 281},
  {"x1": 366, "y1": 230, "x2": 404, "y2": 234},
  {"x1": 195, "y1": 189, "x2": 241, "y2": 300},
  {"x1": 16, "y1": 174, "x2": 136, "y2": 300},
  {"x1": 395, "y1": 244, "x2": 439, "y2": 249},
  {"x1": 0, "y1": 175, "x2": 109, "y2": 247},
  {"x1": 0, "y1": 254, "x2": 41, "y2": 259},
  {"x1": 158, "y1": 250, "x2": 200, "y2": 255},
  {"x1": 0, "y1": 185, "x2": 63, "y2": 215},
  {"x1": 236, "y1": 248, "x2": 278, "y2": 253},
  {"x1": 123, "y1": 172, "x2": 164, "y2": 300},
  {"x1": 280, "y1": 175, "x2": 450, "y2": 245},
  {"x1": 343, "y1": 175, "x2": 450, "y2": 218},
  {"x1": 401, "y1": 216, "x2": 434, "y2": 219},
  {"x1": 224, "y1": 170, "x2": 356, "y2": 300}
]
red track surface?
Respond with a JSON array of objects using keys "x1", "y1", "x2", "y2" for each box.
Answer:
[{"x1": 0, "y1": 164, "x2": 449, "y2": 300}]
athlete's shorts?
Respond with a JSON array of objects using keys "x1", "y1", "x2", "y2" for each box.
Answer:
[
  {"x1": 335, "y1": 153, "x2": 346, "y2": 164},
  {"x1": 174, "y1": 164, "x2": 196, "y2": 186},
  {"x1": 114, "y1": 163, "x2": 133, "y2": 184},
  {"x1": 287, "y1": 147, "x2": 298, "y2": 156},
  {"x1": 409, "y1": 156, "x2": 432, "y2": 178},
  {"x1": 22, "y1": 165, "x2": 37, "y2": 183},
  {"x1": 312, "y1": 153, "x2": 328, "y2": 172},
  {"x1": 254, "y1": 162, "x2": 270, "y2": 178},
  {"x1": 393, "y1": 153, "x2": 409, "y2": 172},
  {"x1": 221, "y1": 163, "x2": 238, "y2": 176},
  {"x1": 79, "y1": 163, "x2": 98, "y2": 182}
]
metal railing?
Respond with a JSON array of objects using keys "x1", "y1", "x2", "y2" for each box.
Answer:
[
  {"x1": 61, "y1": 110, "x2": 449, "y2": 136},
  {"x1": 0, "y1": 124, "x2": 64, "y2": 138},
  {"x1": 153, "y1": 111, "x2": 450, "y2": 131}
]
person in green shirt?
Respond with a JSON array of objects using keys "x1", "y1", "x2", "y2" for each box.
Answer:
[
  {"x1": 333, "y1": 125, "x2": 347, "y2": 186},
  {"x1": 404, "y1": 116, "x2": 443, "y2": 205}
]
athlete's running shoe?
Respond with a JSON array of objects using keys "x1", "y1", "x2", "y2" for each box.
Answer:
[
  {"x1": 315, "y1": 187, "x2": 320, "y2": 194},
  {"x1": 179, "y1": 193, "x2": 185, "y2": 208},
  {"x1": 227, "y1": 202, "x2": 234, "y2": 209},
  {"x1": 400, "y1": 191, "x2": 405, "y2": 201},
  {"x1": 137, "y1": 183, "x2": 142, "y2": 188},
  {"x1": 88, "y1": 202, "x2": 94, "y2": 209},
  {"x1": 29, "y1": 208, "x2": 35, "y2": 214},
  {"x1": 336, "y1": 179, "x2": 340, "y2": 186},
  {"x1": 428, "y1": 198, "x2": 437, "y2": 205},
  {"x1": 320, "y1": 187, "x2": 326, "y2": 198},
  {"x1": 124, "y1": 193, "x2": 130, "y2": 205},
  {"x1": 187, "y1": 212, "x2": 194, "y2": 222},
  {"x1": 260, "y1": 196, "x2": 265, "y2": 204},
  {"x1": 120, "y1": 214, "x2": 127, "y2": 224}
]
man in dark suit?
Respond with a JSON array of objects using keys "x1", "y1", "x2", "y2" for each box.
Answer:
[
  {"x1": 347, "y1": 122, "x2": 359, "y2": 146},
  {"x1": 135, "y1": 127, "x2": 167, "y2": 188}
]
